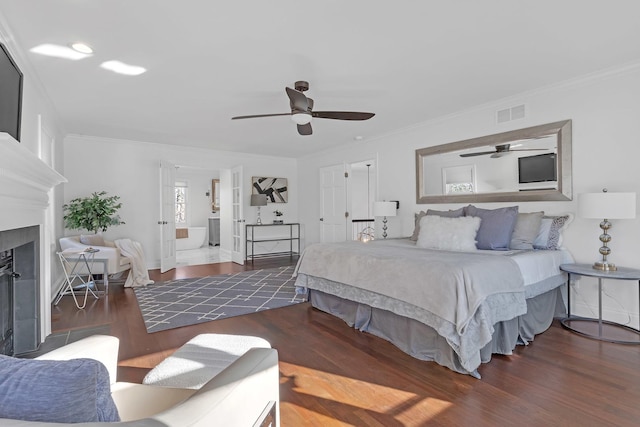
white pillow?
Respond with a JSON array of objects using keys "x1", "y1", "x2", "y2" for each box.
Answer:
[
  {"x1": 79, "y1": 234, "x2": 105, "y2": 246},
  {"x1": 416, "y1": 215, "x2": 481, "y2": 252}
]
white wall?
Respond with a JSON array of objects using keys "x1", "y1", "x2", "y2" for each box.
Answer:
[
  {"x1": 62, "y1": 135, "x2": 298, "y2": 268},
  {"x1": 297, "y1": 63, "x2": 640, "y2": 326}
]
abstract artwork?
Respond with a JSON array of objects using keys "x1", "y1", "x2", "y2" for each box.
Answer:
[{"x1": 251, "y1": 177, "x2": 288, "y2": 203}]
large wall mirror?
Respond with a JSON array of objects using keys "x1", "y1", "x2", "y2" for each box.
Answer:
[{"x1": 416, "y1": 120, "x2": 572, "y2": 204}]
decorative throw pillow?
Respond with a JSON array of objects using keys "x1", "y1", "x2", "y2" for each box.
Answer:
[
  {"x1": 410, "y1": 211, "x2": 428, "y2": 241},
  {"x1": 465, "y1": 205, "x2": 519, "y2": 250},
  {"x1": 0, "y1": 356, "x2": 120, "y2": 423},
  {"x1": 510, "y1": 211, "x2": 544, "y2": 250},
  {"x1": 416, "y1": 215, "x2": 481, "y2": 252},
  {"x1": 410, "y1": 207, "x2": 465, "y2": 241},
  {"x1": 533, "y1": 214, "x2": 573, "y2": 250},
  {"x1": 80, "y1": 234, "x2": 105, "y2": 246}
]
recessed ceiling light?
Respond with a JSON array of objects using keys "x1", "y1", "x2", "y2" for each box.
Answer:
[
  {"x1": 100, "y1": 60, "x2": 147, "y2": 76},
  {"x1": 70, "y1": 42, "x2": 93, "y2": 54},
  {"x1": 354, "y1": 135, "x2": 364, "y2": 141},
  {"x1": 30, "y1": 44, "x2": 90, "y2": 60}
]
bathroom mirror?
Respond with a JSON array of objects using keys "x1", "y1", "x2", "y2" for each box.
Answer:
[
  {"x1": 416, "y1": 120, "x2": 572, "y2": 204},
  {"x1": 211, "y1": 179, "x2": 220, "y2": 212}
]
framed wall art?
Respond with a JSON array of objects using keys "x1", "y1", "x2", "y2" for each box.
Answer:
[{"x1": 251, "y1": 177, "x2": 288, "y2": 203}]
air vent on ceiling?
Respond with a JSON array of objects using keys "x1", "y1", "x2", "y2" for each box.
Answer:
[{"x1": 496, "y1": 104, "x2": 526, "y2": 124}]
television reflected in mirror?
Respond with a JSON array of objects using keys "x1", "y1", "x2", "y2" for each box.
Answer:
[
  {"x1": 0, "y1": 43, "x2": 23, "y2": 142},
  {"x1": 416, "y1": 120, "x2": 572, "y2": 203}
]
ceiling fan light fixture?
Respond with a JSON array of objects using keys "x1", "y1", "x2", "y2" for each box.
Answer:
[{"x1": 291, "y1": 113, "x2": 312, "y2": 125}]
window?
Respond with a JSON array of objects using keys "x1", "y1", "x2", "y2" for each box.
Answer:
[{"x1": 175, "y1": 181, "x2": 187, "y2": 225}]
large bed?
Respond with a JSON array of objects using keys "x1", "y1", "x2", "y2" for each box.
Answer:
[{"x1": 293, "y1": 237, "x2": 573, "y2": 378}]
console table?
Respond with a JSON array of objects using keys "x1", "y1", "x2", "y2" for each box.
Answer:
[
  {"x1": 560, "y1": 263, "x2": 640, "y2": 344},
  {"x1": 246, "y1": 223, "x2": 300, "y2": 262}
]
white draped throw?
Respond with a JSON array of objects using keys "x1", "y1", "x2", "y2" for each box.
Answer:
[{"x1": 114, "y1": 238, "x2": 154, "y2": 288}]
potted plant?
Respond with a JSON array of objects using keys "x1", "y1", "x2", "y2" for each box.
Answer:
[
  {"x1": 63, "y1": 191, "x2": 125, "y2": 234},
  {"x1": 273, "y1": 209, "x2": 284, "y2": 224}
]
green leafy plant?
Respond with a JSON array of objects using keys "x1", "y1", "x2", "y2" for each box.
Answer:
[
  {"x1": 273, "y1": 210, "x2": 283, "y2": 217},
  {"x1": 63, "y1": 191, "x2": 125, "y2": 234}
]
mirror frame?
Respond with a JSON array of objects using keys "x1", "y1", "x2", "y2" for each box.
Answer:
[
  {"x1": 416, "y1": 119, "x2": 572, "y2": 204},
  {"x1": 211, "y1": 179, "x2": 220, "y2": 212}
]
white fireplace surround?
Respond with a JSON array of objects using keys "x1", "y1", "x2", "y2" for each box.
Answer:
[{"x1": 0, "y1": 132, "x2": 66, "y2": 339}]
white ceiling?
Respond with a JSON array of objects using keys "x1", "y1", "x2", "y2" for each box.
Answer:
[{"x1": 1, "y1": 1, "x2": 639, "y2": 158}]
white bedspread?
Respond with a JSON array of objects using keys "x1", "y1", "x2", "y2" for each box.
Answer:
[{"x1": 296, "y1": 239, "x2": 525, "y2": 333}]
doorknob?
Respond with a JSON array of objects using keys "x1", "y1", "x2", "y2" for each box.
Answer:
[{"x1": 320, "y1": 218, "x2": 324, "y2": 221}]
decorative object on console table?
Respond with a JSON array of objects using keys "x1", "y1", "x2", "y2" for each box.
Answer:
[
  {"x1": 273, "y1": 210, "x2": 283, "y2": 224},
  {"x1": 250, "y1": 194, "x2": 268, "y2": 225},
  {"x1": 373, "y1": 201, "x2": 397, "y2": 239},
  {"x1": 252, "y1": 176, "x2": 288, "y2": 203},
  {"x1": 578, "y1": 189, "x2": 636, "y2": 271}
]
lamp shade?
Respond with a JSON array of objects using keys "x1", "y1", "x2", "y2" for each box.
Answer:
[
  {"x1": 578, "y1": 192, "x2": 636, "y2": 219},
  {"x1": 373, "y1": 201, "x2": 396, "y2": 217},
  {"x1": 250, "y1": 194, "x2": 268, "y2": 207}
]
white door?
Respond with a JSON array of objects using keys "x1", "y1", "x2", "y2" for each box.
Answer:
[
  {"x1": 159, "y1": 161, "x2": 176, "y2": 273},
  {"x1": 230, "y1": 165, "x2": 245, "y2": 264},
  {"x1": 320, "y1": 164, "x2": 348, "y2": 242}
]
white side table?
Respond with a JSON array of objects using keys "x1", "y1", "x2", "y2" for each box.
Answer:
[
  {"x1": 560, "y1": 263, "x2": 640, "y2": 344},
  {"x1": 54, "y1": 248, "x2": 101, "y2": 309}
]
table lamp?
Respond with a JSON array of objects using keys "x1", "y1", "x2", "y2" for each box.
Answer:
[
  {"x1": 373, "y1": 201, "x2": 397, "y2": 239},
  {"x1": 250, "y1": 194, "x2": 268, "y2": 225},
  {"x1": 578, "y1": 189, "x2": 636, "y2": 271}
]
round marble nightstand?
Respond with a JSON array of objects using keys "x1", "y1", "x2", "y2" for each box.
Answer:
[{"x1": 560, "y1": 263, "x2": 640, "y2": 344}]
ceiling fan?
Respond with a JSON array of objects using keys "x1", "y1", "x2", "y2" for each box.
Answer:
[
  {"x1": 231, "y1": 81, "x2": 375, "y2": 136},
  {"x1": 459, "y1": 143, "x2": 547, "y2": 158}
]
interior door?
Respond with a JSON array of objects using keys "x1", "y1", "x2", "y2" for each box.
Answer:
[
  {"x1": 230, "y1": 165, "x2": 245, "y2": 264},
  {"x1": 319, "y1": 164, "x2": 348, "y2": 242},
  {"x1": 159, "y1": 161, "x2": 176, "y2": 273}
]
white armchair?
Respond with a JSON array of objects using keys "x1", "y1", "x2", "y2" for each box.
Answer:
[
  {"x1": 0, "y1": 335, "x2": 280, "y2": 426},
  {"x1": 59, "y1": 236, "x2": 131, "y2": 277}
]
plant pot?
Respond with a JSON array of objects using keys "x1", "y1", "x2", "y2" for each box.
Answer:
[{"x1": 273, "y1": 220, "x2": 284, "y2": 224}]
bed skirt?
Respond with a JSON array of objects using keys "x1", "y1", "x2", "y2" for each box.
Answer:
[{"x1": 309, "y1": 286, "x2": 565, "y2": 378}]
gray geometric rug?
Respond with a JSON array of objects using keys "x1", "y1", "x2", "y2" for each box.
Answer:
[{"x1": 134, "y1": 266, "x2": 303, "y2": 333}]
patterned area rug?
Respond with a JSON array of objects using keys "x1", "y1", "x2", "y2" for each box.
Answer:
[{"x1": 134, "y1": 266, "x2": 303, "y2": 333}]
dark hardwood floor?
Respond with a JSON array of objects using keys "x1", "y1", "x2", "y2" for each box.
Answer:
[{"x1": 51, "y1": 258, "x2": 640, "y2": 426}]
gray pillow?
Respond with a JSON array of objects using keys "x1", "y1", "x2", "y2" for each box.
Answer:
[
  {"x1": 510, "y1": 211, "x2": 544, "y2": 250},
  {"x1": 410, "y1": 207, "x2": 465, "y2": 241},
  {"x1": 0, "y1": 355, "x2": 120, "y2": 423},
  {"x1": 465, "y1": 205, "x2": 519, "y2": 250}
]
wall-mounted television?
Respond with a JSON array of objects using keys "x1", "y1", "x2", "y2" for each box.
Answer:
[
  {"x1": 0, "y1": 43, "x2": 23, "y2": 142},
  {"x1": 518, "y1": 153, "x2": 557, "y2": 184}
]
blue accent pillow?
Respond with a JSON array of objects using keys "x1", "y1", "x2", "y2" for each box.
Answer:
[
  {"x1": 0, "y1": 355, "x2": 120, "y2": 423},
  {"x1": 465, "y1": 205, "x2": 519, "y2": 250}
]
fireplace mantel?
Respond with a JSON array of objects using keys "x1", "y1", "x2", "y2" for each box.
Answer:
[{"x1": 0, "y1": 132, "x2": 66, "y2": 231}]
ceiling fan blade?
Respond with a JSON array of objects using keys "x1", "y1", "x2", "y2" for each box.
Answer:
[
  {"x1": 312, "y1": 111, "x2": 375, "y2": 120},
  {"x1": 286, "y1": 87, "x2": 309, "y2": 112},
  {"x1": 459, "y1": 151, "x2": 496, "y2": 157},
  {"x1": 231, "y1": 113, "x2": 291, "y2": 120},
  {"x1": 297, "y1": 123, "x2": 312, "y2": 136}
]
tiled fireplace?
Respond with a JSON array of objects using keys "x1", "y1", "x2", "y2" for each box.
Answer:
[{"x1": 0, "y1": 133, "x2": 66, "y2": 354}]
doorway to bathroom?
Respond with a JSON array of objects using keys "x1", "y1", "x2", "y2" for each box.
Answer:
[{"x1": 174, "y1": 166, "x2": 232, "y2": 267}]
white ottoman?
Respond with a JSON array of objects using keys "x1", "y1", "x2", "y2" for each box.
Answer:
[{"x1": 142, "y1": 333, "x2": 271, "y2": 389}]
